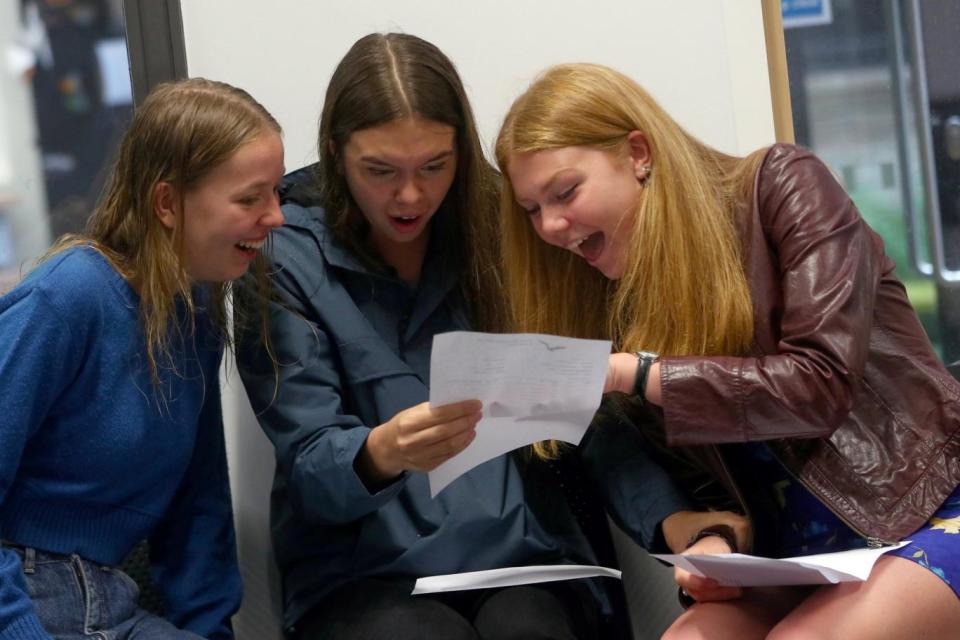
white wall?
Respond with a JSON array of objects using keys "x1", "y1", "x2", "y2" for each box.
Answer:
[
  {"x1": 181, "y1": 3, "x2": 778, "y2": 638},
  {"x1": 181, "y1": 0, "x2": 775, "y2": 170}
]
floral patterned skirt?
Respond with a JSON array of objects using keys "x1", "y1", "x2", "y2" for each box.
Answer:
[
  {"x1": 728, "y1": 442, "x2": 960, "y2": 599},
  {"x1": 884, "y1": 484, "x2": 960, "y2": 598}
]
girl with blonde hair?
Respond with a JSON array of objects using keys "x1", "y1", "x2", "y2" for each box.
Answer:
[
  {"x1": 496, "y1": 63, "x2": 960, "y2": 639},
  {"x1": 0, "y1": 77, "x2": 285, "y2": 639}
]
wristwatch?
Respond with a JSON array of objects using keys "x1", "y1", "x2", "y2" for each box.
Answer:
[{"x1": 633, "y1": 350, "x2": 659, "y2": 403}]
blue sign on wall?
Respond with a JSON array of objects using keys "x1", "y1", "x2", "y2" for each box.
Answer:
[{"x1": 781, "y1": 0, "x2": 833, "y2": 29}]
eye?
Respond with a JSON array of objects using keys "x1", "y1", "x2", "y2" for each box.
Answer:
[
  {"x1": 523, "y1": 204, "x2": 541, "y2": 217},
  {"x1": 556, "y1": 184, "x2": 578, "y2": 202},
  {"x1": 421, "y1": 162, "x2": 447, "y2": 174},
  {"x1": 367, "y1": 167, "x2": 394, "y2": 177},
  {"x1": 237, "y1": 195, "x2": 259, "y2": 206}
]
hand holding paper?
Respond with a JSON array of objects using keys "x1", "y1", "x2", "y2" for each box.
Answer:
[
  {"x1": 653, "y1": 542, "x2": 910, "y2": 588},
  {"x1": 427, "y1": 331, "x2": 611, "y2": 495},
  {"x1": 360, "y1": 399, "x2": 482, "y2": 484}
]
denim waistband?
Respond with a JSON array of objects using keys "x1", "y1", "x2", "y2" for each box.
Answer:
[{"x1": 1, "y1": 539, "x2": 76, "y2": 565}]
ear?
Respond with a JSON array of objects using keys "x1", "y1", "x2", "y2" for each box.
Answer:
[
  {"x1": 626, "y1": 131, "x2": 652, "y2": 182},
  {"x1": 153, "y1": 181, "x2": 179, "y2": 230}
]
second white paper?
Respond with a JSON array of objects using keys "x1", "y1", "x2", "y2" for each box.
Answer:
[
  {"x1": 413, "y1": 565, "x2": 622, "y2": 595},
  {"x1": 428, "y1": 331, "x2": 611, "y2": 496},
  {"x1": 652, "y1": 542, "x2": 910, "y2": 587}
]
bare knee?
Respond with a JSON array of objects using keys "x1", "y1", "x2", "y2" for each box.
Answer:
[
  {"x1": 660, "y1": 614, "x2": 709, "y2": 640},
  {"x1": 660, "y1": 603, "x2": 771, "y2": 640},
  {"x1": 766, "y1": 617, "x2": 833, "y2": 640}
]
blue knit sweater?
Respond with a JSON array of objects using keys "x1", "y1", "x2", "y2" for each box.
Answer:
[{"x1": 0, "y1": 248, "x2": 241, "y2": 639}]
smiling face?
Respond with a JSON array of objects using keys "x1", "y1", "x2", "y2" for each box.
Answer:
[
  {"x1": 507, "y1": 138, "x2": 650, "y2": 280},
  {"x1": 340, "y1": 116, "x2": 458, "y2": 262},
  {"x1": 158, "y1": 130, "x2": 286, "y2": 283}
]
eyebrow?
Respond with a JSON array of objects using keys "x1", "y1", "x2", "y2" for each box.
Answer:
[
  {"x1": 539, "y1": 168, "x2": 578, "y2": 195},
  {"x1": 235, "y1": 176, "x2": 283, "y2": 193},
  {"x1": 359, "y1": 150, "x2": 455, "y2": 166},
  {"x1": 514, "y1": 168, "x2": 577, "y2": 206}
]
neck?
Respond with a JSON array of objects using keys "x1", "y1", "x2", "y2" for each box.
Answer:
[{"x1": 374, "y1": 230, "x2": 430, "y2": 285}]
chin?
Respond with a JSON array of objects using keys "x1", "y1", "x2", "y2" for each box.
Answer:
[
  {"x1": 211, "y1": 268, "x2": 249, "y2": 284},
  {"x1": 597, "y1": 265, "x2": 622, "y2": 280}
]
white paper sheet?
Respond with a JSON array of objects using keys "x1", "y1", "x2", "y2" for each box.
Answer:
[
  {"x1": 427, "y1": 332, "x2": 611, "y2": 496},
  {"x1": 652, "y1": 542, "x2": 910, "y2": 587},
  {"x1": 412, "y1": 564, "x2": 622, "y2": 595}
]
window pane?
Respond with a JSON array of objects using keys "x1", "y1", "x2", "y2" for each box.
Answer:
[{"x1": 0, "y1": 0, "x2": 132, "y2": 293}]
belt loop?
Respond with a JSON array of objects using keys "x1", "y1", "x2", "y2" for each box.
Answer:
[{"x1": 23, "y1": 547, "x2": 36, "y2": 574}]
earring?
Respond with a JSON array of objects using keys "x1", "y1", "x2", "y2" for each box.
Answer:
[{"x1": 637, "y1": 165, "x2": 652, "y2": 186}]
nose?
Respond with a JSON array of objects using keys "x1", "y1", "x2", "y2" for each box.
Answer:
[
  {"x1": 536, "y1": 206, "x2": 570, "y2": 242},
  {"x1": 261, "y1": 193, "x2": 285, "y2": 229},
  {"x1": 395, "y1": 176, "x2": 423, "y2": 205}
]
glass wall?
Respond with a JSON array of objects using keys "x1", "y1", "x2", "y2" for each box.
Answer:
[
  {"x1": 0, "y1": 0, "x2": 132, "y2": 293},
  {"x1": 783, "y1": 0, "x2": 960, "y2": 370}
]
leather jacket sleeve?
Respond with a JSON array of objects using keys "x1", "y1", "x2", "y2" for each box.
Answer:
[{"x1": 660, "y1": 145, "x2": 889, "y2": 445}]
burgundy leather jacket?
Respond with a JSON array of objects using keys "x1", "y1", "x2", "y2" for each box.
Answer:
[{"x1": 658, "y1": 144, "x2": 960, "y2": 543}]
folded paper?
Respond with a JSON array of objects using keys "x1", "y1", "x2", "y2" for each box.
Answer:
[{"x1": 652, "y1": 542, "x2": 910, "y2": 587}]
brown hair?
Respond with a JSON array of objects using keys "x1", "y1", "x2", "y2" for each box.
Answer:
[
  {"x1": 44, "y1": 77, "x2": 281, "y2": 383},
  {"x1": 316, "y1": 32, "x2": 506, "y2": 331}
]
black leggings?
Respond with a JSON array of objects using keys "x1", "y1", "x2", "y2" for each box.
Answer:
[{"x1": 293, "y1": 578, "x2": 601, "y2": 640}]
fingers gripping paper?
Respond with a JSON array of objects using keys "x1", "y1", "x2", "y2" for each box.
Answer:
[
  {"x1": 651, "y1": 543, "x2": 911, "y2": 587},
  {"x1": 428, "y1": 332, "x2": 611, "y2": 496}
]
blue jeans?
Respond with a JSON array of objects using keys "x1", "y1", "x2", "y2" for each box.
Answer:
[{"x1": 9, "y1": 544, "x2": 202, "y2": 640}]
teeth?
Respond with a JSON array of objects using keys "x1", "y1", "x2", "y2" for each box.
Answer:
[
  {"x1": 397, "y1": 216, "x2": 417, "y2": 221},
  {"x1": 566, "y1": 237, "x2": 587, "y2": 251},
  {"x1": 237, "y1": 239, "x2": 265, "y2": 250}
]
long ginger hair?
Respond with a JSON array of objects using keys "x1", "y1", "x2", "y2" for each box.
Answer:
[{"x1": 495, "y1": 64, "x2": 765, "y2": 457}]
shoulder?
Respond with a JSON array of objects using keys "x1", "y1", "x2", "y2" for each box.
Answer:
[
  {"x1": 272, "y1": 203, "x2": 332, "y2": 261},
  {"x1": 757, "y1": 143, "x2": 839, "y2": 194},
  {"x1": 275, "y1": 162, "x2": 331, "y2": 255},
  {"x1": 19, "y1": 247, "x2": 134, "y2": 316},
  {"x1": 749, "y1": 145, "x2": 873, "y2": 265},
  {"x1": 1, "y1": 247, "x2": 134, "y2": 348},
  {"x1": 755, "y1": 143, "x2": 850, "y2": 221},
  {"x1": 267, "y1": 203, "x2": 338, "y2": 290}
]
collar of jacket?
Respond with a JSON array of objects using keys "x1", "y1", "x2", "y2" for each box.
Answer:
[{"x1": 311, "y1": 212, "x2": 459, "y2": 295}]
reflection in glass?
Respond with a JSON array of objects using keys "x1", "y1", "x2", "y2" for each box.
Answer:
[
  {"x1": 783, "y1": 0, "x2": 960, "y2": 367},
  {"x1": 0, "y1": 0, "x2": 131, "y2": 293}
]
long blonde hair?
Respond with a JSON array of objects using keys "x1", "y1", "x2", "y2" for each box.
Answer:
[
  {"x1": 496, "y1": 63, "x2": 763, "y2": 354},
  {"x1": 43, "y1": 78, "x2": 281, "y2": 383},
  {"x1": 495, "y1": 64, "x2": 763, "y2": 457}
]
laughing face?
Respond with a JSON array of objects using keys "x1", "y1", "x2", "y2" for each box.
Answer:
[
  {"x1": 158, "y1": 130, "x2": 286, "y2": 283},
  {"x1": 507, "y1": 137, "x2": 650, "y2": 280},
  {"x1": 340, "y1": 116, "x2": 457, "y2": 262}
]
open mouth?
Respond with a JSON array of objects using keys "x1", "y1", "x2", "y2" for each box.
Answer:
[
  {"x1": 389, "y1": 215, "x2": 423, "y2": 232},
  {"x1": 235, "y1": 238, "x2": 265, "y2": 258},
  {"x1": 567, "y1": 232, "x2": 605, "y2": 263}
]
